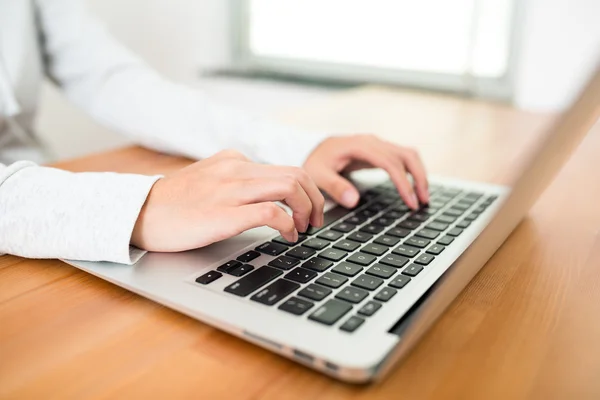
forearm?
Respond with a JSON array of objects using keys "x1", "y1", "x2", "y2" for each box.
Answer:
[
  {"x1": 0, "y1": 161, "x2": 160, "y2": 264},
  {"x1": 36, "y1": 0, "x2": 329, "y2": 167},
  {"x1": 88, "y1": 68, "x2": 330, "y2": 166}
]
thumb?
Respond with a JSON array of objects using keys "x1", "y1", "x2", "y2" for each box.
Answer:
[{"x1": 317, "y1": 170, "x2": 360, "y2": 209}]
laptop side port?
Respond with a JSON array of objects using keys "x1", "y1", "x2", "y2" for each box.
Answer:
[{"x1": 293, "y1": 349, "x2": 314, "y2": 364}]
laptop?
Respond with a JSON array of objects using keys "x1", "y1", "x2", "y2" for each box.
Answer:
[{"x1": 65, "y1": 64, "x2": 600, "y2": 383}]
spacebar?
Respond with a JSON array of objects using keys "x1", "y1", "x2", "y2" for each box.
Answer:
[
  {"x1": 306, "y1": 206, "x2": 353, "y2": 234},
  {"x1": 224, "y1": 266, "x2": 283, "y2": 297}
]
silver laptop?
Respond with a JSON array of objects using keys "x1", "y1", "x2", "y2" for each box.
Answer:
[{"x1": 65, "y1": 65, "x2": 600, "y2": 383}]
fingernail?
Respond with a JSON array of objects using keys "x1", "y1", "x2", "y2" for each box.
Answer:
[
  {"x1": 304, "y1": 220, "x2": 310, "y2": 232},
  {"x1": 341, "y1": 190, "x2": 359, "y2": 208},
  {"x1": 411, "y1": 193, "x2": 419, "y2": 209},
  {"x1": 292, "y1": 229, "x2": 299, "y2": 243}
]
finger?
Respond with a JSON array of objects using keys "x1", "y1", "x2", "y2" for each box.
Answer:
[
  {"x1": 230, "y1": 176, "x2": 313, "y2": 233},
  {"x1": 311, "y1": 169, "x2": 360, "y2": 209},
  {"x1": 227, "y1": 203, "x2": 298, "y2": 242},
  {"x1": 351, "y1": 143, "x2": 420, "y2": 209},
  {"x1": 241, "y1": 165, "x2": 325, "y2": 229},
  {"x1": 390, "y1": 145, "x2": 429, "y2": 203}
]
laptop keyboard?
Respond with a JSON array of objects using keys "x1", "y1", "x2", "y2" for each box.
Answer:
[{"x1": 194, "y1": 181, "x2": 497, "y2": 333}]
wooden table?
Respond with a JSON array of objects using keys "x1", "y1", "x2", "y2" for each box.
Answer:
[{"x1": 2, "y1": 87, "x2": 600, "y2": 399}]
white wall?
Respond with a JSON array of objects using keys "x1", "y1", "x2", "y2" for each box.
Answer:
[{"x1": 514, "y1": 0, "x2": 600, "y2": 111}]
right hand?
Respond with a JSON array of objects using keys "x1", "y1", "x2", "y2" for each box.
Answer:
[{"x1": 131, "y1": 150, "x2": 325, "y2": 252}]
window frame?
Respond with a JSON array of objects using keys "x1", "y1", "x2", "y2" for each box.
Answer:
[{"x1": 230, "y1": 0, "x2": 524, "y2": 101}]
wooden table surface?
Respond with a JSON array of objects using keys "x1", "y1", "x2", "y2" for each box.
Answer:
[{"x1": 1, "y1": 87, "x2": 600, "y2": 399}]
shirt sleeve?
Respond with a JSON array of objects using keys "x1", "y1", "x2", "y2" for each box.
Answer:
[
  {"x1": 35, "y1": 0, "x2": 330, "y2": 167},
  {"x1": 0, "y1": 161, "x2": 161, "y2": 264}
]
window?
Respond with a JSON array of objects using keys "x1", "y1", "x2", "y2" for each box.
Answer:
[{"x1": 232, "y1": 0, "x2": 520, "y2": 99}]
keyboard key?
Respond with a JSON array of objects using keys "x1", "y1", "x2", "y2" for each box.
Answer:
[
  {"x1": 336, "y1": 286, "x2": 369, "y2": 304},
  {"x1": 406, "y1": 237, "x2": 431, "y2": 248},
  {"x1": 302, "y1": 257, "x2": 333, "y2": 272},
  {"x1": 195, "y1": 271, "x2": 222, "y2": 285},
  {"x1": 373, "y1": 217, "x2": 395, "y2": 226},
  {"x1": 307, "y1": 205, "x2": 352, "y2": 234},
  {"x1": 286, "y1": 246, "x2": 316, "y2": 260},
  {"x1": 251, "y1": 279, "x2": 300, "y2": 306},
  {"x1": 347, "y1": 231, "x2": 373, "y2": 243},
  {"x1": 331, "y1": 222, "x2": 356, "y2": 233},
  {"x1": 380, "y1": 254, "x2": 410, "y2": 268},
  {"x1": 426, "y1": 244, "x2": 445, "y2": 255},
  {"x1": 443, "y1": 208, "x2": 464, "y2": 217},
  {"x1": 347, "y1": 252, "x2": 377, "y2": 266},
  {"x1": 447, "y1": 227, "x2": 464, "y2": 237},
  {"x1": 273, "y1": 234, "x2": 307, "y2": 246},
  {"x1": 415, "y1": 253, "x2": 435, "y2": 265},
  {"x1": 256, "y1": 242, "x2": 288, "y2": 256},
  {"x1": 356, "y1": 208, "x2": 378, "y2": 219},
  {"x1": 393, "y1": 244, "x2": 420, "y2": 258},
  {"x1": 224, "y1": 266, "x2": 283, "y2": 297},
  {"x1": 386, "y1": 227, "x2": 410, "y2": 238},
  {"x1": 408, "y1": 213, "x2": 429, "y2": 223},
  {"x1": 303, "y1": 238, "x2": 330, "y2": 250},
  {"x1": 456, "y1": 220, "x2": 471, "y2": 229},
  {"x1": 278, "y1": 297, "x2": 314, "y2": 315},
  {"x1": 398, "y1": 220, "x2": 421, "y2": 230},
  {"x1": 316, "y1": 272, "x2": 348, "y2": 288},
  {"x1": 360, "y1": 224, "x2": 385, "y2": 234},
  {"x1": 374, "y1": 235, "x2": 400, "y2": 247},
  {"x1": 474, "y1": 206, "x2": 486, "y2": 213},
  {"x1": 389, "y1": 275, "x2": 411, "y2": 289},
  {"x1": 366, "y1": 263, "x2": 397, "y2": 279},
  {"x1": 367, "y1": 202, "x2": 387, "y2": 212},
  {"x1": 229, "y1": 264, "x2": 255, "y2": 277},
  {"x1": 383, "y1": 210, "x2": 406, "y2": 220},
  {"x1": 452, "y1": 202, "x2": 470, "y2": 211},
  {"x1": 402, "y1": 264, "x2": 424, "y2": 277},
  {"x1": 360, "y1": 243, "x2": 388, "y2": 256},
  {"x1": 340, "y1": 316, "x2": 365, "y2": 333},
  {"x1": 217, "y1": 260, "x2": 242, "y2": 273},
  {"x1": 309, "y1": 299, "x2": 353, "y2": 325},
  {"x1": 285, "y1": 267, "x2": 318, "y2": 283},
  {"x1": 319, "y1": 230, "x2": 344, "y2": 241},
  {"x1": 332, "y1": 262, "x2": 363, "y2": 277},
  {"x1": 358, "y1": 301, "x2": 382, "y2": 316},
  {"x1": 390, "y1": 203, "x2": 410, "y2": 213},
  {"x1": 465, "y1": 213, "x2": 479, "y2": 221},
  {"x1": 298, "y1": 284, "x2": 332, "y2": 301},
  {"x1": 375, "y1": 287, "x2": 397, "y2": 302},
  {"x1": 435, "y1": 215, "x2": 457, "y2": 224},
  {"x1": 268, "y1": 255, "x2": 300, "y2": 270},
  {"x1": 465, "y1": 192, "x2": 483, "y2": 200},
  {"x1": 333, "y1": 239, "x2": 361, "y2": 252},
  {"x1": 318, "y1": 248, "x2": 348, "y2": 262},
  {"x1": 236, "y1": 250, "x2": 261, "y2": 263},
  {"x1": 415, "y1": 228, "x2": 440, "y2": 240},
  {"x1": 352, "y1": 274, "x2": 384, "y2": 291},
  {"x1": 344, "y1": 215, "x2": 368, "y2": 225},
  {"x1": 430, "y1": 200, "x2": 447, "y2": 209},
  {"x1": 438, "y1": 235, "x2": 455, "y2": 246}
]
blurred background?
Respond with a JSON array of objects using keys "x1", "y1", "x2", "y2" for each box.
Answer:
[{"x1": 38, "y1": 0, "x2": 600, "y2": 160}]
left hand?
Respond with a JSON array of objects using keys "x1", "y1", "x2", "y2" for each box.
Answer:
[{"x1": 303, "y1": 134, "x2": 429, "y2": 210}]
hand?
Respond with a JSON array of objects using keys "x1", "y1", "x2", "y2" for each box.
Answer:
[
  {"x1": 131, "y1": 150, "x2": 325, "y2": 252},
  {"x1": 303, "y1": 135, "x2": 429, "y2": 210}
]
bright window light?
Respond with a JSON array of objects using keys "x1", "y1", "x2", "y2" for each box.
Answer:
[{"x1": 246, "y1": 0, "x2": 514, "y2": 79}]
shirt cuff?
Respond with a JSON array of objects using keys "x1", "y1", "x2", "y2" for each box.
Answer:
[{"x1": 0, "y1": 163, "x2": 161, "y2": 265}]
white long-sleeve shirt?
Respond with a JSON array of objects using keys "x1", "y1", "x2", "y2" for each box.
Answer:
[{"x1": 0, "y1": 0, "x2": 328, "y2": 264}]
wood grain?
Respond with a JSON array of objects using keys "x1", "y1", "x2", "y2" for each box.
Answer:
[{"x1": 1, "y1": 87, "x2": 599, "y2": 399}]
